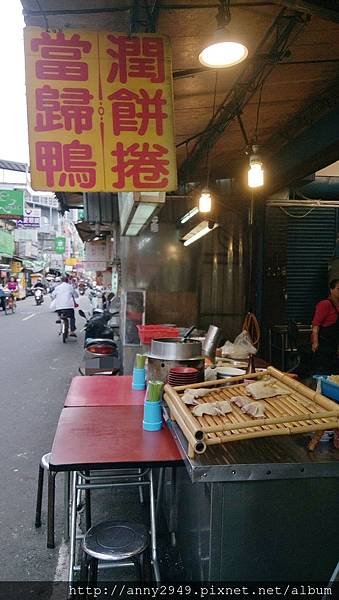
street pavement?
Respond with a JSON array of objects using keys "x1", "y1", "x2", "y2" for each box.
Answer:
[
  {"x1": 0, "y1": 294, "x2": 184, "y2": 587},
  {"x1": 0, "y1": 293, "x2": 86, "y2": 581}
]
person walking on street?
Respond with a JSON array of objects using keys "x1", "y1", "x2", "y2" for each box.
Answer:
[
  {"x1": 51, "y1": 276, "x2": 79, "y2": 337},
  {"x1": 311, "y1": 278, "x2": 339, "y2": 374},
  {"x1": 0, "y1": 284, "x2": 7, "y2": 315}
]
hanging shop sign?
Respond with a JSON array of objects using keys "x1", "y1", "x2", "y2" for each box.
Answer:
[
  {"x1": 24, "y1": 28, "x2": 177, "y2": 193},
  {"x1": 0, "y1": 230, "x2": 15, "y2": 257},
  {"x1": 54, "y1": 236, "x2": 66, "y2": 254},
  {"x1": 11, "y1": 261, "x2": 22, "y2": 273},
  {"x1": 0, "y1": 189, "x2": 24, "y2": 219},
  {"x1": 17, "y1": 207, "x2": 41, "y2": 229},
  {"x1": 65, "y1": 257, "x2": 78, "y2": 266}
]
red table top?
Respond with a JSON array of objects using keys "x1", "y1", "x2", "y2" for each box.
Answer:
[
  {"x1": 50, "y1": 406, "x2": 183, "y2": 471},
  {"x1": 64, "y1": 375, "x2": 145, "y2": 407}
]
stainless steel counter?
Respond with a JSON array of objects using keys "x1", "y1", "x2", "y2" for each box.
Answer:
[{"x1": 164, "y1": 409, "x2": 339, "y2": 483}]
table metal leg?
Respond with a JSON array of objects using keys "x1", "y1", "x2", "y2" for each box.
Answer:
[
  {"x1": 68, "y1": 471, "x2": 77, "y2": 584},
  {"x1": 64, "y1": 471, "x2": 70, "y2": 542},
  {"x1": 84, "y1": 469, "x2": 91, "y2": 531},
  {"x1": 155, "y1": 467, "x2": 164, "y2": 521},
  {"x1": 47, "y1": 471, "x2": 56, "y2": 549},
  {"x1": 149, "y1": 469, "x2": 160, "y2": 583}
]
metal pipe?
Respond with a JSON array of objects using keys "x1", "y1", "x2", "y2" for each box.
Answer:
[
  {"x1": 64, "y1": 472, "x2": 70, "y2": 542},
  {"x1": 23, "y1": 3, "x2": 275, "y2": 16},
  {"x1": 68, "y1": 472, "x2": 77, "y2": 584},
  {"x1": 149, "y1": 470, "x2": 160, "y2": 583}
]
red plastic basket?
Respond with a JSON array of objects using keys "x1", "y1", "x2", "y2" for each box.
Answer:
[{"x1": 137, "y1": 325, "x2": 180, "y2": 344}]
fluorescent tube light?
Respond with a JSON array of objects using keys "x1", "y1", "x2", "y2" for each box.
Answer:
[
  {"x1": 182, "y1": 220, "x2": 219, "y2": 247},
  {"x1": 180, "y1": 207, "x2": 199, "y2": 224}
]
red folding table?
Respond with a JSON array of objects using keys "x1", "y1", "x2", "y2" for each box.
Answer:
[
  {"x1": 64, "y1": 375, "x2": 145, "y2": 407},
  {"x1": 50, "y1": 401, "x2": 182, "y2": 583}
]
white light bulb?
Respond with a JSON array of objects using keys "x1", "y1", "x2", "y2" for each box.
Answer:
[
  {"x1": 248, "y1": 162, "x2": 264, "y2": 189},
  {"x1": 199, "y1": 190, "x2": 212, "y2": 213},
  {"x1": 199, "y1": 41, "x2": 248, "y2": 68}
]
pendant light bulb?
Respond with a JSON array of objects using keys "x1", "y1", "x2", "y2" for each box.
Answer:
[
  {"x1": 199, "y1": 36, "x2": 248, "y2": 69},
  {"x1": 248, "y1": 146, "x2": 264, "y2": 189},
  {"x1": 199, "y1": 2, "x2": 247, "y2": 70},
  {"x1": 198, "y1": 189, "x2": 212, "y2": 213}
]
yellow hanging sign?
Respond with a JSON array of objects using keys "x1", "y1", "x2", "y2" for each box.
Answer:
[{"x1": 24, "y1": 28, "x2": 177, "y2": 193}]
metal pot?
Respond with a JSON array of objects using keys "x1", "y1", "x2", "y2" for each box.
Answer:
[{"x1": 150, "y1": 337, "x2": 202, "y2": 361}]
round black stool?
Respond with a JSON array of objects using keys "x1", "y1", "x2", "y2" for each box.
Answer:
[{"x1": 80, "y1": 520, "x2": 151, "y2": 582}]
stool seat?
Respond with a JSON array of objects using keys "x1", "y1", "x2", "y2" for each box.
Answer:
[
  {"x1": 83, "y1": 520, "x2": 149, "y2": 562},
  {"x1": 41, "y1": 453, "x2": 51, "y2": 470}
]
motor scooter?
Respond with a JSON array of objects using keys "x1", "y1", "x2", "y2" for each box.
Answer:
[
  {"x1": 78, "y1": 309, "x2": 121, "y2": 375},
  {"x1": 34, "y1": 288, "x2": 44, "y2": 306}
]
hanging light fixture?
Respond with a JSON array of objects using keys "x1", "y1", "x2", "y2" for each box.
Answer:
[
  {"x1": 180, "y1": 206, "x2": 199, "y2": 224},
  {"x1": 248, "y1": 145, "x2": 264, "y2": 189},
  {"x1": 182, "y1": 221, "x2": 219, "y2": 247},
  {"x1": 198, "y1": 189, "x2": 212, "y2": 213},
  {"x1": 199, "y1": 0, "x2": 248, "y2": 69}
]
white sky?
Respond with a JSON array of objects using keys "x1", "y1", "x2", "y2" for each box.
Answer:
[{"x1": 0, "y1": 0, "x2": 28, "y2": 163}]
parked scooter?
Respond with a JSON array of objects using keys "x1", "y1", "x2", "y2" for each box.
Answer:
[
  {"x1": 34, "y1": 288, "x2": 44, "y2": 306},
  {"x1": 78, "y1": 309, "x2": 121, "y2": 375}
]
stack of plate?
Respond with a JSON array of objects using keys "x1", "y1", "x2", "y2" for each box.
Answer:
[{"x1": 168, "y1": 366, "x2": 199, "y2": 386}]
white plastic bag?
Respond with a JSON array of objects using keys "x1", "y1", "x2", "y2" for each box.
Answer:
[
  {"x1": 221, "y1": 330, "x2": 257, "y2": 358},
  {"x1": 49, "y1": 298, "x2": 56, "y2": 312}
]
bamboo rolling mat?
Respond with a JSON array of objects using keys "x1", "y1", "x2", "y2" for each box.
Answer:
[{"x1": 164, "y1": 366, "x2": 339, "y2": 458}]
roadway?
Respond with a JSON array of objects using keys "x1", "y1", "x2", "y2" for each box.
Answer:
[{"x1": 0, "y1": 293, "x2": 85, "y2": 581}]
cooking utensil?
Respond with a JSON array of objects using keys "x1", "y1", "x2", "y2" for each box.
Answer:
[
  {"x1": 202, "y1": 325, "x2": 221, "y2": 360},
  {"x1": 182, "y1": 325, "x2": 196, "y2": 342}
]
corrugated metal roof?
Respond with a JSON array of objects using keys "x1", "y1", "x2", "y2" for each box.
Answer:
[{"x1": 0, "y1": 160, "x2": 27, "y2": 172}]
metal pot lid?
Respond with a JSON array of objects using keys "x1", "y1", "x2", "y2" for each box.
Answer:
[{"x1": 145, "y1": 353, "x2": 205, "y2": 361}]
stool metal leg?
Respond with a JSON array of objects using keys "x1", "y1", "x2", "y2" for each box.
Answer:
[
  {"x1": 132, "y1": 555, "x2": 142, "y2": 581},
  {"x1": 64, "y1": 471, "x2": 70, "y2": 542},
  {"x1": 138, "y1": 468, "x2": 144, "y2": 504},
  {"x1": 35, "y1": 464, "x2": 44, "y2": 528},
  {"x1": 47, "y1": 470, "x2": 56, "y2": 548},
  {"x1": 88, "y1": 558, "x2": 98, "y2": 583}
]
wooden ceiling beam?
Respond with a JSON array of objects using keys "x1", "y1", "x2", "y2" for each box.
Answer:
[
  {"x1": 273, "y1": 1, "x2": 339, "y2": 23},
  {"x1": 178, "y1": 9, "x2": 309, "y2": 183}
]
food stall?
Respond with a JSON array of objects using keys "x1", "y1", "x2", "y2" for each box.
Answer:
[{"x1": 160, "y1": 367, "x2": 339, "y2": 582}]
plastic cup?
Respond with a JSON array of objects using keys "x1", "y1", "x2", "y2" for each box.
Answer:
[
  {"x1": 143, "y1": 400, "x2": 162, "y2": 431},
  {"x1": 132, "y1": 367, "x2": 146, "y2": 390}
]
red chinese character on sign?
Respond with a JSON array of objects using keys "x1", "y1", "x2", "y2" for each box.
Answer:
[
  {"x1": 111, "y1": 142, "x2": 169, "y2": 189},
  {"x1": 61, "y1": 88, "x2": 94, "y2": 133},
  {"x1": 35, "y1": 85, "x2": 94, "y2": 134},
  {"x1": 106, "y1": 35, "x2": 165, "y2": 84},
  {"x1": 35, "y1": 85, "x2": 62, "y2": 131},
  {"x1": 35, "y1": 140, "x2": 96, "y2": 189},
  {"x1": 108, "y1": 88, "x2": 167, "y2": 136},
  {"x1": 31, "y1": 32, "x2": 91, "y2": 81}
]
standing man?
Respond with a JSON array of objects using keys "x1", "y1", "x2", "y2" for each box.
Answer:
[
  {"x1": 311, "y1": 279, "x2": 339, "y2": 374},
  {"x1": 51, "y1": 276, "x2": 79, "y2": 337}
]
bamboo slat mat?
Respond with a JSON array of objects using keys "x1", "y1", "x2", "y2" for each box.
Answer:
[{"x1": 163, "y1": 366, "x2": 339, "y2": 458}]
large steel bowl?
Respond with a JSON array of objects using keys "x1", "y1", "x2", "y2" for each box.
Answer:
[{"x1": 150, "y1": 337, "x2": 202, "y2": 361}]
